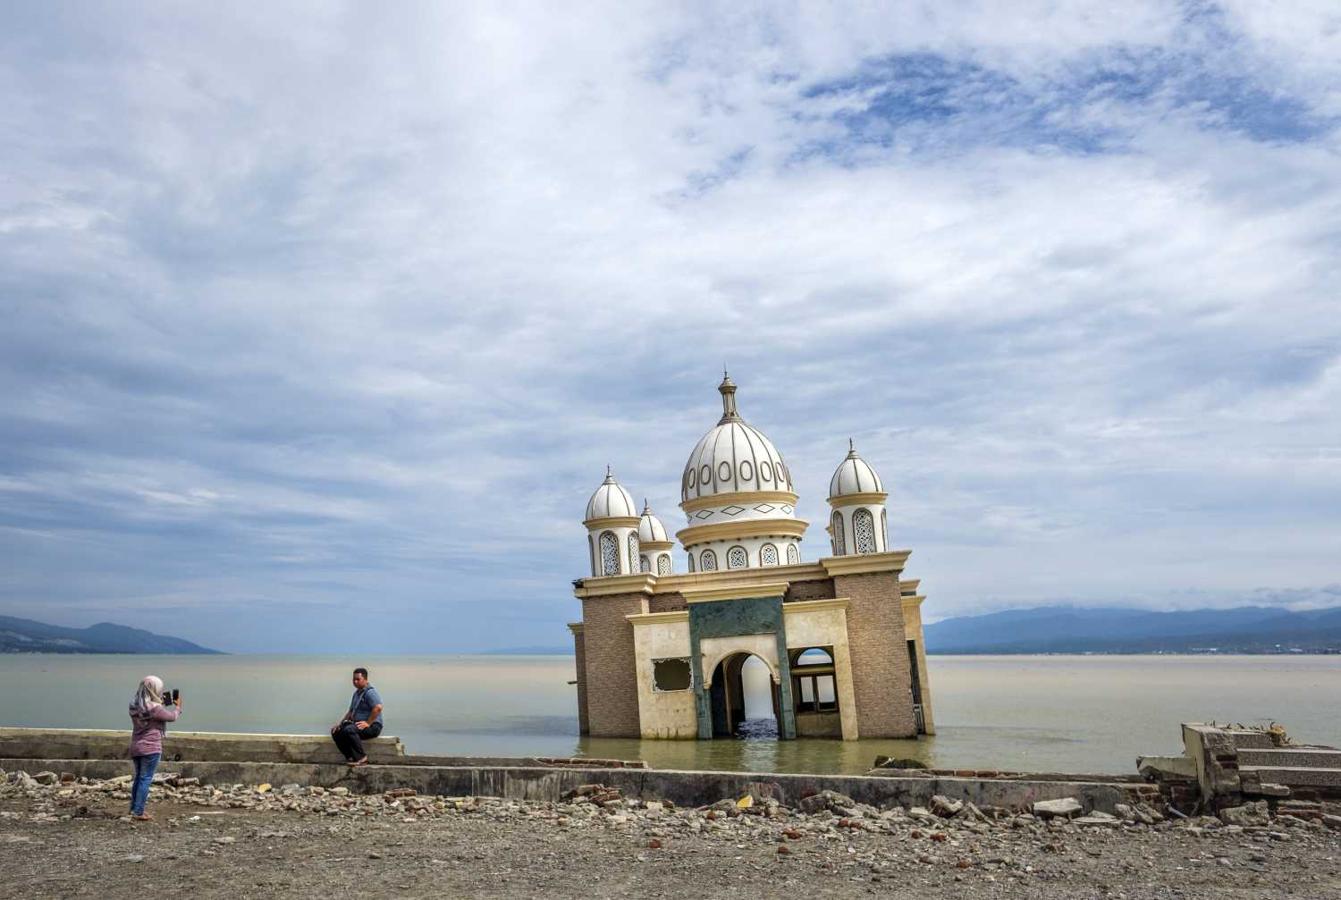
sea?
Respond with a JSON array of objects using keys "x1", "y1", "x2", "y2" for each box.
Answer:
[{"x1": 4, "y1": 653, "x2": 1339, "y2": 776}]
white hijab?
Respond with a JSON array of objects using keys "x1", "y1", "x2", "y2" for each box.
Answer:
[{"x1": 129, "y1": 675, "x2": 164, "y2": 716}]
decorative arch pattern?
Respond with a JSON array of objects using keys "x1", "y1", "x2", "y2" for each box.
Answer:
[
  {"x1": 599, "y1": 531, "x2": 619, "y2": 576},
  {"x1": 786, "y1": 544, "x2": 800, "y2": 565},
  {"x1": 881, "y1": 508, "x2": 888, "y2": 547},
  {"x1": 853, "y1": 508, "x2": 876, "y2": 554},
  {"x1": 657, "y1": 554, "x2": 672, "y2": 575},
  {"x1": 760, "y1": 543, "x2": 779, "y2": 566},
  {"x1": 727, "y1": 545, "x2": 748, "y2": 569},
  {"x1": 687, "y1": 553, "x2": 696, "y2": 573},
  {"x1": 831, "y1": 511, "x2": 846, "y2": 556},
  {"x1": 627, "y1": 533, "x2": 640, "y2": 573},
  {"x1": 639, "y1": 555, "x2": 650, "y2": 573},
  {"x1": 700, "y1": 549, "x2": 718, "y2": 571}
]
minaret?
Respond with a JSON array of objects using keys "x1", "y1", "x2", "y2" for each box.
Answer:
[
  {"x1": 637, "y1": 500, "x2": 675, "y2": 575},
  {"x1": 583, "y1": 468, "x2": 641, "y2": 577},
  {"x1": 826, "y1": 440, "x2": 889, "y2": 556}
]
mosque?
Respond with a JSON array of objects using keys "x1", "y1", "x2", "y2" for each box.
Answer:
[{"x1": 568, "y1": 375, "x2": 936, "y2": 741}]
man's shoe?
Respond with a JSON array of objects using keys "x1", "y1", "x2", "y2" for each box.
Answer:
[{"x1": 349, "y1": 757, "x2": 369, "y2": 767}]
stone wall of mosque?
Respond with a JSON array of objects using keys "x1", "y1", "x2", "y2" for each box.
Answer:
[{"x1": 836, "y1": 569, "x2": 918, "y2": 738}]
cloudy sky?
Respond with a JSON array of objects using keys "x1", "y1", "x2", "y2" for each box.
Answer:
[{"x1": 1, "y1": 2, "x2": 1339, "y2": 653}]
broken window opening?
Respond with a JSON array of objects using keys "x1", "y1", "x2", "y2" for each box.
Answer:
[{"x1": 652, "y1": 657, "x2": 693, "y2": 692}]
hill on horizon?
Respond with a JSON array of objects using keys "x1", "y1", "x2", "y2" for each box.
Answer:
[
  {"x1": 923, "y1": 605, "x2": 1341, "y2": 654},
  {"x1": 0, "y1": 615, "x2": 222, "y2": 655}
]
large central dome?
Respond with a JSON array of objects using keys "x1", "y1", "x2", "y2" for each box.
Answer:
[
  {"x1": 676, "y1": 375, "x2": 806, "y2": 573},
  {"x1": 681, "y1": 375, "x2": 794, "y2": 502}
]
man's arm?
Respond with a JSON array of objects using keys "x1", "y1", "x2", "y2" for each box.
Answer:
[{"x1": 356, "y1": 703, "x2": 383, "y2": 730}]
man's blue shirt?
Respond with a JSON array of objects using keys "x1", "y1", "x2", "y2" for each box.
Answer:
[{"x1": 348, "y1": 685, "x2": 384, "y2": 725}]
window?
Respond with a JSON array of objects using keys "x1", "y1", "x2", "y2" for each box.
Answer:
[
  {"x1": 881, "y1": 508, "x2": 888, "y2": 546},
  {"x1": 853, "y1": 508, "x2": 876, "y2": 554},
  {"x1": 760, "y1": 543, "x2": 779, "y2": 566},
  {"x1": 700, "y1": 549, "x2": 717, "y2": 571},
  {"x1": 657, "y1": 554, "x2": 671, "y2": 575},
  {"x1": 786, "y1": 544, "x2": 800, "y2": 565},
  {"x1": 599, "y1": 531, "x2": 619, "y2": 576},
  {"x1": 628, "y1": 533, "x2": 640, "y2": 573},
  {"x1": 792, "y1": 647, "x2": 838, "y2": 714},
  {"x1": 727, "y1": 545, "x2": 748, "y2": 569},
  {"x1": 639, "y1": 555, "x2": 650, "y2": 573},
  {"x1": 830, "y1": 511, "x2": 845, "y2": 556},
  {"x1": 687, "y1": 552, "x2": 696, "y2": 573},
  {"x1": 652, "y1": 658, "x2": 692, "y2": 692}
]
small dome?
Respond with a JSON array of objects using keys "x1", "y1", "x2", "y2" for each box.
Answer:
[
  {"x1": 638, "y1": 501, "x2": 670, "y2": 543},
  {"x1": 829, "y1": 441, "x2": 885, "y2": 499},
  {"x1": 681, "y1": 375, "x2": 794, "y2": 503},
  {"x1": 585, "y1": 469, "x2": 638, "y2": 521}
]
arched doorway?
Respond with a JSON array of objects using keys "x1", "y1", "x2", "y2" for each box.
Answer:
[{"x1": 708, "y1": 652, "x2": 783, "y2": 738}]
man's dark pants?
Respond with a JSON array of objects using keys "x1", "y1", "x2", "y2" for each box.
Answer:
[{"x1": 332, "y1": 721, "x2": 382, "y2": 761}]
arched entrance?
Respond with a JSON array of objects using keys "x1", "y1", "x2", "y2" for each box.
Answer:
[{"x1": 708, "y1": 652, "x2": 783, "y2": 738}]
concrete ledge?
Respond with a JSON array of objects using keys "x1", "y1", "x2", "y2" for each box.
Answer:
[
  {"x1": 1239, "y1": 765, "x2": 1341, "y2": 789},
  {"x1": 1238, "y1": 748, "x2": 1341, "y2": 769},
  {"x1": 0, "y1": 728, "x2": 405, "y2": 765},
  {"x1": 0, "y1": 757, "x2": 1153, "y2": 814}
]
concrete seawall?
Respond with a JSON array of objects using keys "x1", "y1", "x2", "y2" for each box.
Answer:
[
  {"x1": 0, "y1": 755, "x2": 1152, "y2": 814},
  {"x1": 0, "y1": 727, "x2": 1160, "y2": 813}
]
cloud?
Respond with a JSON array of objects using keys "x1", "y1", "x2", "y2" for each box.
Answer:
[{"x1": 0, "y1": 2, "x2": 1338, "y2": 651}]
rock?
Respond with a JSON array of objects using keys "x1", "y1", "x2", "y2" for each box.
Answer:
[
  {"x1": 1074, "y1": 812, "x2": 1120, "y2": 827},
  {"x1": 798, "y1": 790, "x2": 855, "y2": 815},
  {"x1": 1219, "y1": 801, "x2": 1270, "y2": 828},
  {"x1": 872, "y1": 756, "x2": 928, "y2": 769},
  {"x1": 34, "y1": 772, "x2": 58, "y2": 786},
  {"x1": 908, "y1": 806, "x2": 936, "y2": 822},
  {"x1": 124, "y1": 854, "x2": 144, "y2": 863},
  {"x1": 1321, "y1": 814, "x2": 1341, "y2": 830},
  {"x1": 644, "y1": 801, "x2": 665, "y2": 819},
  {"x1": 256, "y1": 784, "x2": 272, "y2": 794},
  {"x1": 736, "y1": 795, "x2": 753, "y2": 810},
  {"x1": 213, "y1": 836, "x2": 236, "y2": 845},
  {"x1": 931, "y1": 795, "x2": 963, "y2": 818},
  {"x1": 1032, "y1": 798, "x2": 1083, "y2": 819},
  {"x1": 331, "y1": 787, "x2": 349, "y2": 796}
]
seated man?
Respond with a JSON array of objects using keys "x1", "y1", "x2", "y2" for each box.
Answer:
[{"x1": 330, "y1": 667, "x2": 383, "y2": 766}]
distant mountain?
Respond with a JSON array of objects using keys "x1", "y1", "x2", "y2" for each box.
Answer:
[
  {"x1": 924, "y1": 606, "x2": 1341, "y2": 654},
  {"x1": 0, "y1": 615, "x2": 222, "y2": 654}
]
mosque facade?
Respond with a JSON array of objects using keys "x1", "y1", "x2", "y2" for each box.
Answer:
[{"x1": 569, "y1": 375, "x2": 936, "y2": 741}]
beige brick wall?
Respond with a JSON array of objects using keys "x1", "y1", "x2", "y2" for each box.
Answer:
[
  {"x1": 836, "y1": 571, "x2": 916, "y2": 737},
  {"x1": 580, "y1": 592, "x2": 648, "y2": 737},
  {"x1": 572, "y1": 629, "x2": 589, "y2": 735},
  {"x1": 785, "y1": 578, "x2": 835, "y2": 603}
]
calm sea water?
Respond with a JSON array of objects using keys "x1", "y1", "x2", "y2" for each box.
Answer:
[{"x1": 3, "y1": 654, "x2": 1338, "y2": 775}]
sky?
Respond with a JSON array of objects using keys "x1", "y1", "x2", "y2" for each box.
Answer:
[{"x1": 1, "y1": 2, "x2": 1339, "y2": 653}]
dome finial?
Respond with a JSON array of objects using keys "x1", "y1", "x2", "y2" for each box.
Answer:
[
  {"x1": 849, "y1": 437, "x2": 855, "y2": 453},
  {"x1": 717, "y1": 372, "x2": 740, "y2": 423},
  {"x1": 604, "y1": 464, "x2": 614, "y2": 482}
]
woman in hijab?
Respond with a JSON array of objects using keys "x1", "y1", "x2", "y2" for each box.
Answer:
[{"x1": 127, "y1": 675, "x2": 182, "y2": 821}]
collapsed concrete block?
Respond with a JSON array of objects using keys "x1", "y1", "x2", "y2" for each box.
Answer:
[{"x1": 1032, "y1": 797, "x2": 1083, "y2": 819}]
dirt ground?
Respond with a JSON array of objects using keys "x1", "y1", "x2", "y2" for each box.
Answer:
[{"x1": 5, "y1": 787, "x2": 1341, "y2": 900}]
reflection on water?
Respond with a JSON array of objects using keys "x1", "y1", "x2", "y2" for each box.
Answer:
[{"x1": 2, "y1": 653, "x2": 1339, "y2": 775}]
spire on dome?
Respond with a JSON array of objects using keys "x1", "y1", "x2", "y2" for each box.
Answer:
[{"x1": 717, "y1": 372, "x2": 740, "y2": 424}]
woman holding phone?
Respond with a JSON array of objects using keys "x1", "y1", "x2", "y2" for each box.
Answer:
[{"x1": 127, "y1": 675, "x2": 181, "y2": 821}]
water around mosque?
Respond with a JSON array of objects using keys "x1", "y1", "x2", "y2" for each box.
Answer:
[{"x1": 5, "y1": 653, "x2": 1340, "y2": 775}]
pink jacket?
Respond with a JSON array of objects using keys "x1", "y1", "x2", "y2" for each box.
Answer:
[{"x1": 129, "y1": 704, "x2": 180, "y2": 757}]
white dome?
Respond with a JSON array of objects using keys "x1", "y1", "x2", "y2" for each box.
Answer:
[
  {"x1": 681, "y1": 375, "x2": 794, "y2": 503},
  {"x1": 638, "y1": 502, "x2": 670, "y2": 543},
  {"x1": 585, "y1": 470, "x2": 638, "y2": 521},
  {"x1": 828, "y1": 442, "x2": 885, "y2": 499}
]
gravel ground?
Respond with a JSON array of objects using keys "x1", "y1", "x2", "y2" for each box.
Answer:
[{"x1": 4, "y1": 770, "x2": 1341, "y2": 899}]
